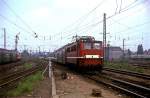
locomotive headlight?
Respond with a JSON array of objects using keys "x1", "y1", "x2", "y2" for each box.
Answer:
[
  {"x1": 85, "y1": 55, "x2": 99, "y2": 58},
  {"x1": 99, "y1": 56, "x2": 103, "y2": 58}
]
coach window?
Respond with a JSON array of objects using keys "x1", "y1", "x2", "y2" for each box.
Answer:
[
  {"x1": 72, "y1": 45, "x2": 76, "y2": 51},
  {"x1": 74, "y1": 45, "x2": 76, "y2": 51},
  {"x1": 67, "y1": 48, "x2": 70, "y2": 52},
  {"x1": 57, "y1": 53, "x2": 59, "y2": 58},
  {"x1": 71, "y1": 46, "x2": 73, "y2": 51}
]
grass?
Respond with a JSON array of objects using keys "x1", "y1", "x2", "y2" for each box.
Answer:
[
  {"x1": 104, "y1": 61, "x2": 145, "y2": 73},
  {"x1": 24, "y1": 63, "x2": 33, "y2": 69},
  {"x1": 7, "y1": 71, "x2": 43, "y2": 96}
]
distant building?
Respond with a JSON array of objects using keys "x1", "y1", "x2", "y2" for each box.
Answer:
[
  {"x1": 144, "y1": 50, "x2": 148, "y2": 55},
  {"x1": 106, "y1": 46, "x2": 123, "y2": 61},
  {"x1": 142, "y1": 49, "x2": 150, "y2": 55},
  {"x1": 148, "y1": 49, "x2": 150, "y2": 55}
]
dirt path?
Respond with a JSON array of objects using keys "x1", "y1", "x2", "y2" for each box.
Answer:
[{"x1": 54, "y1": 63, "x2": 126, "y2": 98}]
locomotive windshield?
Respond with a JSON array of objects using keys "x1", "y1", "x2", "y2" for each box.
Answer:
[
  {"x1": 83, "y1": 43, "x2": 92, "y2": 49},
  {"x1": 93, "y1": 43, "x2": 101, "y2": 49},
  {"x1": 83, "y1": 41, "x2": 102, "y2": 49}
]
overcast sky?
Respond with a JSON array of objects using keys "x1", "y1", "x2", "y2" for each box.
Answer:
[{"x1": 0, "y1": 0, "x2": 150, "y2": 52}]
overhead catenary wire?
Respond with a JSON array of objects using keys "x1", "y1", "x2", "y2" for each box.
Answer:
[
  {"x1": 1, "y1": 0, "x2": 148, "y2": 51},
  {"x1": 112, "y1": 0, "x2": 149, "y2": 33},
  {"x1": 115, "y1": 0, "x2": 118, "y2": 14},
  {"x1": 0, "y1": 14, "x2": 35, "y2": 36},
  {"x1": 119, "y1": 0, "x2": 148, "y2": 13},
  {"x1": 119, "y1": 0, "x2": 122, "y2": 13},
  {"x1": 72, "y1": 0, "x2": 139, "y2": 34},
  {"x1": 51, "y1": 0, "x2": 106, "y2": 38},
  {"x1": 72, "y1": 0, "x2": 106, "y2": 33},
  {"x1": 56, "y1": 0, "x2": 150, "y2": 50},
  {"x1": 115, "y1": 20, "x2": 150, "y2": 34},
  {"x1": 38, "y1": 0, "x2": 148, "y2": 47},
  {"x1": 1, "y1": 0, "x2": 38, "y2": 38},
  {"x1": 0, "y1": 14, "x2": 41, "y2": 50},
  {"x1": 0, "y1": 15, "x2": 40, "y2": 41},
  {"x1": 107, "y1": 5, "x2": 147, "y2": 28},
  {"x1": 84, "y1": 0, "x2": 148, "y2": 31},
  {"x1": 31, "y1": 0, "x2": 143, "y2": 43},
  {"x1": 110, "y1": 18, "x2": 131, "y2": 29},
  {"x1": 52, "y1": 0, "x2": 146, "y2": 41},
  {"x1": 118, "y1": 0, "x2": 138, "y2": 12}
]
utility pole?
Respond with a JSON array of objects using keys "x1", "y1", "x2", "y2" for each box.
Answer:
[
  {"x1": 141, "y1": 32, "x2": 143, "y2": 44},
  {"x1": 39, "y1": 46, "x2": 41, "y2": 54},
  {"x1": 123, "y1": 38, "x2": 125, "y2": 59},
  {"x1": 107, "y1": 41, "x2": 110, "y2": 61},
  {"x1": 24, "y1": 45, "x2": 26, "y2": 50},
  {"x1": 103, "y1": 13, "x2": 106, "y2": 61},
  {"x1": 75, "y1": 34, "x2": 78, "y2": 41},
  {"x1": 2, "y1": 28, "x2": 6, "y2": 49}
]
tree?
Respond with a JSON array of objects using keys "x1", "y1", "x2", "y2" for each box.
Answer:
[{"x1": 137, "y1": 44, "x2": 143, "y2": 55}]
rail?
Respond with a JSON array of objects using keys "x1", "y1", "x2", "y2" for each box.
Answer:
[
  {"x1": 103, "y1": 67, "x2": 150, "y2": 80},
  {"x1": 86, "y1": 74, "x2": 150, "y2": 98},
  {"x1": 0, "y1": 66, "x2": 40, "y2": 88}
]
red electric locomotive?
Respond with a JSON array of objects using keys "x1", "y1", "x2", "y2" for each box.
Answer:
[{"x1": 52, "y1": 36, "x2": 103, "y2": 71}]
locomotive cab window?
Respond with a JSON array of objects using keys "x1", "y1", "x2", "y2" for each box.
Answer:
[
  {"x1": 83, "y1": 41, "x2": 102, "y2": 49},
  {"x1": 83, "y1": 43, "x2": 92, "y2": 49},
  {"x1": 93, "y1": 43, "x2": 101, "y2": 49}
]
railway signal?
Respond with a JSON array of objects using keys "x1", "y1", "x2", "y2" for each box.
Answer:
[{"x1": 15, "y1": 32, "x2": 20, "y2": 51}]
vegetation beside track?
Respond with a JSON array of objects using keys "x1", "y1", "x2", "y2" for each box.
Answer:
[
  {"x1": 104, "y1": 62, "x2": 145, "y2": 73},
  {"x1": 24, "y1": 63, "x2": 33, "y2": 69},
  {"x1": 7, "y1": 71, "x2": 43, "y2": 96}
]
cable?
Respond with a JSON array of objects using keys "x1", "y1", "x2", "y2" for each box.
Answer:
[
  {"x1": 1, "y1": 0, "x2": 38, "y2": 38},
  {"x1": 73, "y1": 0, "x2": 106, "y2": 28},
  {"x1": 115, "y1": 20, "x2": 150, "y2": 34},
  {"x1": 115, "y1": 0, "x2": 118, "y2": 14},
  {"x1": 0, "y1": 18, "x2": 39, "y2": 42},
  {"x1": 56, "y1": 0, "x2": 142, "y2": 38},
  {"x1": 60, "y1": 0, "x2": 146, "y2": 39},
  {"x1": 119, "y1": 0, "x2": 122, "y2": 13},
  {"x1": 107, "y1": 0, "x2": 147, "y2": 19},
  {"x1": 110, "y1": 18, "x2": 131, "y2": 29},
  {"x1": 0, "y1": 14, "x2": 36, "y2": 37},
  {"x1": 120, "y1": 0, "x2": 138, "y2": 11},
  {"x1": 51, "y1": 0, "x2": 106, "y2": 38},
  {"x1": 107, "y1": 5, "x2": 147, "y2": 28},
  {"x1": 65, "y1": 19, "x2": 101, "y2": 36},
  {"x1": 62, "y1": 3, "x2": 150, "y2": 50},
  {"x1": 120, "y1": 0, "x2": 147, "y2": 13},
  {"x1": 47, "y1": 0, "x2": 148, "y2": 45}
]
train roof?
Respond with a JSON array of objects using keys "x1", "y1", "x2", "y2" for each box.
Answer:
[
  {"x1": 0, "y1": 48, "x2": 10, "y2": 52},
  {"x1": 72, "y1": 36, "x2": 95, "y2": 42},
  {"x1": 0, "y1": 48, "x2": 17, "y2": 52},
  {"x1": 53, "y1": 42, "x2": 76, "y2": 53},
  {"x1": 53, "y1": 36, "x2": 102, "y2": 53}
]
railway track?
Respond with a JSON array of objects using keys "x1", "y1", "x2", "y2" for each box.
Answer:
[
  {"x1": 131, "y1": 63, "x2": 150, "y2": 69},
  {"x1": 129, "y1": 61, "x2": 150, "y2": 69},
  {"x1": 103, "y1": 67, "x2": 150, "y2": 80},
  {"x1": 86, "y1": 74, "x2": 150, "y2": 98},
  {"x1": 0, "y1": 66, "x2": 41, "y2": 94},
  {"x1": 0, "y1": 60, "x2": 24, "y2": 70}
]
